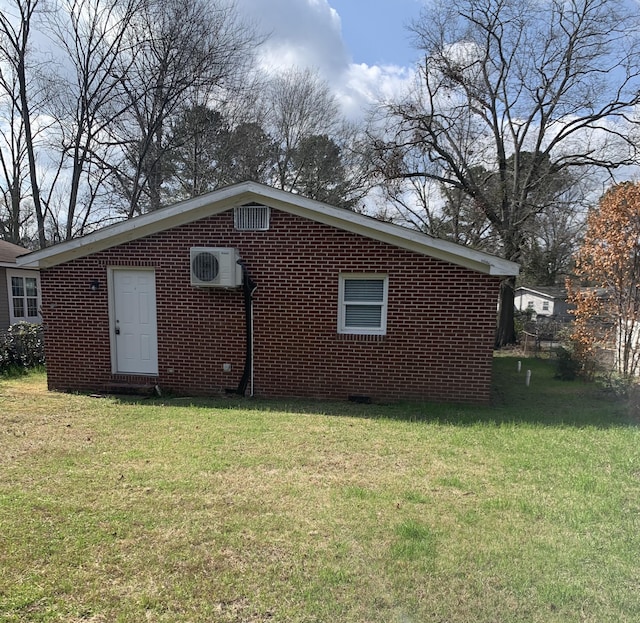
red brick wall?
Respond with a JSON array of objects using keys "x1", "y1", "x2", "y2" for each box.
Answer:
[{"x1": 41, "y1": 208, "x2": 501, "y2": 402}]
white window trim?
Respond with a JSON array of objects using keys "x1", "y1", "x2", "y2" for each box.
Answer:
[
  {"x1": 6, "y1": 268, "x2": 42, "y2": 325},
  {"x1": 338, "y1": 273, "x2": 388, "y2": 335}
]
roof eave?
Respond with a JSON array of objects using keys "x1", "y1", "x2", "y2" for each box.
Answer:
[
  {"x1": 16, "y1": 181, "x2": 519, "y2": 277},
  {"x1": 248, "y1": 188, "x2": 518, "y2": 276},
  {"x1": 17, "y1": 184, "x2": 257, "y2": 269}
]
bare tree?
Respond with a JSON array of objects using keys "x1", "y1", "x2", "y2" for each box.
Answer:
[
  {"x1": 371, "y1": 0, "x2": 640, "y2": 346},
  {"x1": 0, "y1": 0, "x2": 47, "y2": 247},
  {"x1": 266, "y1": 67, "x2": 341, "y2": 192},
  {"x1": 0, "y1": 68, "x2": 31, "y2": 243},
  {"x1": 43, "y1": 0, "x2": 141, "y2": 239},
  {"x1": 264, "y1": 67, "x2": 369, "y2": 206},
  {"x1": 520, "y1": 178, "x2": 589, "y2": 285},
  {"x1": 107, "y1": 0, "x2": 258, "y2": 216}
]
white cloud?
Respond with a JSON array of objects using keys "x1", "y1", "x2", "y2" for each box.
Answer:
[
  {"x1": 240, "y1": 0, "x2": 350, "y2": 75},
  {"x1": 236, "y1": 0, "x2": 416, "y2": 121},
  {"x1": 334, "y1": 62, "x2": 414, "y2": 120}
]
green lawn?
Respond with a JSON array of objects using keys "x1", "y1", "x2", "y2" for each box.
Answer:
[{"x1": 1, "y1": 358, "x2": 639, "y2": 622}]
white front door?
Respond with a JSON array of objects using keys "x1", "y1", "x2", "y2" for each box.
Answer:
[{"x1": 111, "y1": 269, "x2": 158, "y2": 375}]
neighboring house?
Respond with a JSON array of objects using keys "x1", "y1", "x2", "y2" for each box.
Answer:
[
  {"x1": 0, "y1": 240, "x2": 41, "y2": 333},
  {"x1": 18, "y1": 182, "x2": 519, "y2": 403},
  {"x1": 514, "y1": 286, "x2": 572, "y2": 322}
]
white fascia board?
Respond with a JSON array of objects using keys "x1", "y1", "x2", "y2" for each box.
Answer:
[
  {"x1": 16, "y1": 181, "x2": 519, "y2": 277},
  {"x1": 246, "y1": 186, "x2": 519, "y2": 277},
  {"x1": 517, "y1": 287, "x2": 554, "y2": 299},
  {"x1": 16, "y1": 184, "x2": 256, "y2": 269},
  {"x1": 0, "y1": 263, "x2": 38, "y2": 271}
]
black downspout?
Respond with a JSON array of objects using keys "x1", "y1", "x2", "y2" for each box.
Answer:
[{"x1": 236, "y1": 258, "x2": 257, "y2": 396}]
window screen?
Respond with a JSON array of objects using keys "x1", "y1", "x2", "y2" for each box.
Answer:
[{"x1": 339, "y1": 275, "x2": 388, "y2": 335}]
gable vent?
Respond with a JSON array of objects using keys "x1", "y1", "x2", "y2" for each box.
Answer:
[{"x1": 234, "y1": 204, "x2": 270, "y2": 231}]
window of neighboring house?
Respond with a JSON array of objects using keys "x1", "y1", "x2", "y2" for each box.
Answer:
[
  {"x1": 542, "y1": 301, "x2": 550, "y2": 311},
  {"x1": 7, "y1": 270, "x2": 41, "y2": 325},
  {"x1": 527, "y1": 301, "x2": 535, "y2": 309},
  {"x1": 338, "y1": 274, "x2": 388, "y2": 335}
]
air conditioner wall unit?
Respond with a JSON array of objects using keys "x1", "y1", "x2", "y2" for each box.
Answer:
[{"x1": 190, "y1": 247, "x2": 242, "y2": 287}]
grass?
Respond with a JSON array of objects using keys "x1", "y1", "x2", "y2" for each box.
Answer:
[{"x1": 0, "y1": 357, "x2": 639, "y2": 622}]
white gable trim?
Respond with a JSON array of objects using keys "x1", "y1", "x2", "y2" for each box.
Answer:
[
  {"x1": 515, "y1": 287, "x2": 558, "y2": 300},
  {"x1": 17, "y1": 182, "x2": 519, "y2": 276}
]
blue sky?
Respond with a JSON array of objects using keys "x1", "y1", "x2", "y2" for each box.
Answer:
[{"x1": 329, "y1": 0, "x2": 423, "y2": 67}]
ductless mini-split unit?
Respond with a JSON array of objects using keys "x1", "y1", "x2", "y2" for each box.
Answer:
[{"x1": 190, "y1": 247, "x2": 243, "y2": 288}]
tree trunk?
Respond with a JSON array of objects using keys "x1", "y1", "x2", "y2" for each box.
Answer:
[
  {"x1": 9, "y1": 183, "x2": 21, "y2": 244},
  {"x1": 17, "y1": 52, "x2": 46, "y2": 248},
  {"x1": 495, "y1": 276, "x2": 517, "y2": 348}
]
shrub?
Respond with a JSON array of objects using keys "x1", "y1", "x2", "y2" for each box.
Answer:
[
  {"x1": 596, "y1": 371, "x2": 632, "y2": 398},
  {"x1": 555, "y1": 325, "x2": 599, "y2": 381},
  {"x1": 0, "y1": 322, "x2": 45, "y2": 373},
  {"x1": 554, "y1": 346, "x2": 581, "y2": 380}
]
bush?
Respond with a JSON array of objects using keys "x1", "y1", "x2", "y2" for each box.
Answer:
[
  {"x1": 596, "y1": 371, "x2": 633, "y2": 398},
  {"x1": 0, "y1": 322, "x2": 45, "y2": 373},
  {"x1": 555, "y1": 346, "x2": 581, "y2": 380},
  {"x1": 554, "y1": 326, "x2": 601, "y2": 381}
]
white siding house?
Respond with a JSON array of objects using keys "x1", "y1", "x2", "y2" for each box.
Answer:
[
  {"x1": 0, "y1": 241, "x2": 41, "y2": 332},
  {"x1": 514, "y1": 286, "x2": 572, "y2": 321}
]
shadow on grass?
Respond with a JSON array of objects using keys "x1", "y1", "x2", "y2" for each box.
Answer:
[{"x1": 109, "y1": 357, "x2": 637, "y2": 430}]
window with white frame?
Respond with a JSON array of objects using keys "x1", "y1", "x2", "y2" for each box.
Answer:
[
  {"x1": 6, "y1": 270, "x2": 41, "y2": 325},
  {"x1": 338, "y1": 274, "x2": 388, "y2": 335}
]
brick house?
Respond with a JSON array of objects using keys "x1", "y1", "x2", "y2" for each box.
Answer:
[{"x1": 17, "y1": 182, "x2": 518, "y2": 403}]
